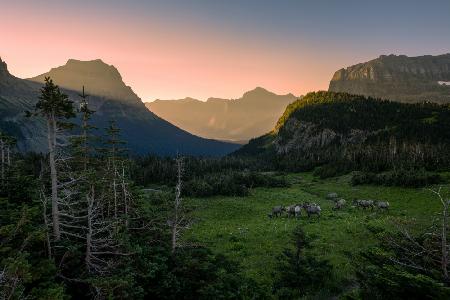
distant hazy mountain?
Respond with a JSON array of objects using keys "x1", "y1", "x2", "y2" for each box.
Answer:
[
  {"x1": 329, "y1": 54, "x2": 450, "y2": 103},
  {"x1": 146, "y1": 87, "x2": 297, "y2": 143},
  {"x1": 0, "y1": 58, "x2": 239, "y2": 155}
]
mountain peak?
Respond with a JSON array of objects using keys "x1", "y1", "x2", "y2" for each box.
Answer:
[
  {"x1": 242, "y1": 87, "x2": 275, "y2": 99},
  {"x1": 61, "y1": 58, "x2": 122, "y2": 80},
  {"x1": 67, "y1": 58, "x2": 106, "y2": 65},
  {"x1": 28, "y1": 58, "x2": 140, "y2": 103},
  {"x1": 0, "y1": 57, "x2": 10, "y2": 77}
]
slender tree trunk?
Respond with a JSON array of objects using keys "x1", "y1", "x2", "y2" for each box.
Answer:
[
  {"x1": 82, "y1": 113, "x2": 88, "y2": 172},
  {"x1": 41, "y1": 190, "x2": 52, "y2": 259},
  {"x1": 1, "y1": 139, "x2": 4, "y2": 183},
  {"x1": 48, "y1": 116, "x2": 60, "y2": 240},
  {"x1": 112, "y1": 147, "x2": 118, "y2": 219},
  {"x1": 442, "y1": 200, "x2": 449, "y2": 284},
  {"x1": 86, "y1": 185, "x2": 93, "y2": 271},
  {"x1": 121, "y1": 163, "x2": 129, "y2": 227},
  {"x1": 171, "y1": 158, "x2": 183, "y2": 254},
  {"x1": 6, "y1": 145, "x2": 10, "y2": 166},
  {"x1": 171, "y1": 220, "x2": 177, "y2": 254}
]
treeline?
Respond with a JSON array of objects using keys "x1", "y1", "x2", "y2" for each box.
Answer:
[{"x1": 132, "y1": 155, "x2": 288, "y2": 197}]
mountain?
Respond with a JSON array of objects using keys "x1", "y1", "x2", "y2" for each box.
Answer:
[
  {"x1": 146, "y1": 87, "x2": 297, "y2": 143},
  {"x1": 236, "y1": 91, "x2": 450, "y2": 171},
  {"x1": 0, "y1": 58, "x2": 240, "y2": 155},
  {"x1": 329, "y1": 54, "x2": 450, "y2": 103}
]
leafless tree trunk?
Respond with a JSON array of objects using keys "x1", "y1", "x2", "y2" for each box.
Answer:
[
  {"x1": 85, "y1": 185, "x2": 94, "y2": 271},
  {"x1": 47, "y1": 115, "x2": 61, "y2": 241},
  {"x1": 6, "y1": 145, "x2": 10, "y2": 167},
  {"x1": 120, "y1": 162, "x2": 131, "y2": 228},
  {"x1": 40, "y1": 189, "x2": 53, "y2": 259},
  {"x1": 85, "y1": 182, "x2": 127, "y2": 275},
  {"x1": 0, "y1": 137, "x2": 4, "y2": 183},
  {"x1": 170, "y1": 156, "x2": 190, "y2": 254},
  {"x1": 431, "y1": 186, "x2": 450, "y2": 284}
]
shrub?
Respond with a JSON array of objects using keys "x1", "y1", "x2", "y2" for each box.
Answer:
[
  {"x1": 313, "y1": 161, "x2": 354, "y2": 179},
  {"x1": 273, "y1": 226, "x2": 335, "y2": 298},
  {"x1": 351, "y1": 169, "x2": 442, "y2": 188},
  {"x1": 183, "y1": 171, "x2": 289, "y2": 198}
]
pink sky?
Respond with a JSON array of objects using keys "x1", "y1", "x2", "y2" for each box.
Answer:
[
  {"x1": 0, "y1": 1, "x2": 348, "y2": 101},
  {"x1": 3, "y1": 1, "x2": 446, "y2": 101}
]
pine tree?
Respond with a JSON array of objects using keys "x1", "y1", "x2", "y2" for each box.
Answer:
[{"x1": 29, "y1": 77, "x2": 75, "y2": 241}]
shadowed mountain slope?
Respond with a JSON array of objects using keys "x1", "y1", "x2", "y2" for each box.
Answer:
[{"x1": 1, "y1": 58, "x2": 239, "y2": 155}]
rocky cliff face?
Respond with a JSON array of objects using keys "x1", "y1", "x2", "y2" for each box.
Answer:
[
  {"x1": 274, "y1": 118, "x2": 372, "y2": 155},
  {"x1": 329, "y1": 54, "x2": 450, "y2": 103},
  {"x1": 0, "y1": 58, "x2": 8, "y2": 78}
]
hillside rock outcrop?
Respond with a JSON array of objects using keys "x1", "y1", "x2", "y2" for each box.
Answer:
[{"x1": 329, "y1": 54, "x2": 450, "y2": 103}]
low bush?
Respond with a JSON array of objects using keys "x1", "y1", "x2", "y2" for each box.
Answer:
[
  {"x1": 273, "y1": 226, "x2": 336, "y2": 298},
  {"x1": 351, "y1": 168, "x2": 442, "y2": 188},
  {"x1": 183, "y1": 171, "x2": 289, "y2": 197},
  {"x1": 313, "y1": 161, "x2": 354, "y2": 179}
]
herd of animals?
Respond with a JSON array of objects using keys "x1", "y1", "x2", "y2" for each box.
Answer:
[{"x1": 268, "y1": 193, "x2": 390, "y2": 219}]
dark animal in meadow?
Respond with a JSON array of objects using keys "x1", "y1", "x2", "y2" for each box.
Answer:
[
  {"x1": 326, "y1": 193, "x2": 338, "y2": 200},
  {"x1": 303, "y1": 203, "x2": 321, "y2": 218},
  {"x1": 267, "y1": 213, "x2": 273, "y2": 219},
  {"x1": 353, "y1": 199, "x2": 374, "y2": 210},
  {"x1": 376, "y1": 201, "x2": 390, "y2": 211},
  {"x1": 272, "y1": 206, "x2": 285, "y2": 217},
  {"x1": 333, "y1": 199, "x2": 346, "y2": 210}
]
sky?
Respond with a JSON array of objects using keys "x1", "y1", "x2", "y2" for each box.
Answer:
[{"x1": 1, "y1": 0, "x2": 450, "y2": 101}]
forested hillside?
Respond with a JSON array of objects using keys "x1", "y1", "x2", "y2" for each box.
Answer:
[{"x1": 237, "y1": 91, "x2": 450, "y2": 173}]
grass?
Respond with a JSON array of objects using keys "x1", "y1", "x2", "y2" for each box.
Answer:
[{"x1": 183, "y1": 172, "x2": 449, "y2": 296}]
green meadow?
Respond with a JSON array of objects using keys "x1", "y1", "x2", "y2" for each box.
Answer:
[{"x1": 185, "y1": 172, "x2": 449, "y2": 295}]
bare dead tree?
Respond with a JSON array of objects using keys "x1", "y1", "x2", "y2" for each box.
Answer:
[
  {"x1": 85, "y1": 183, "x2": 118, "y2": 274},
  {"x1": 36, "y1": 158, "x2": 53, "y2": 261},
  {"x1": 169, "y1": 156, "x2": 191, "y2": 254},
  {"x1": 120, "y1": 161, "x2": 133, "y2": 228},
  {"x1": 0, "y1": 135, "x2": 4, "y2": 183},
  {"x1": 430, "y1": 186, "x2": 450, "y2": 283},
  {"x1": 0, "y1": 265, "x2": 25, "y2": 300},
  {"x1": 386, "y1": 186, "x2": 449, "y2": 284}
]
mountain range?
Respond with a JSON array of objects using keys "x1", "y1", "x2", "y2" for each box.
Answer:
[
  {"x1": 329, "y1": 53, "x2": 450, "y2": 103},
  {"x1": 146, "y1": 88, "x2": 297, "y2": 143},
  {"x1": 0, "y1": 58, "x2": 239, "y2": 156}
]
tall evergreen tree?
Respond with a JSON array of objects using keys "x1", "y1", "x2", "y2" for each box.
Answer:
[{"x1": 28, "y1": 77, "x2": 75, "y2": 240}]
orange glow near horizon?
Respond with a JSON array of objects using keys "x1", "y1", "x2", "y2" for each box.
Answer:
[
  {"x1": 0, "y1": 2, "x2": 347, "y2": 101},
  {"x1": 3, "y1": 1, "x2": 441, "y2": 101}
]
